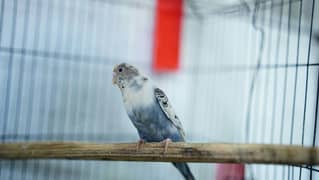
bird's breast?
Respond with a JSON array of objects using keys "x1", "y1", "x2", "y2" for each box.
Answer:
[{"x1": 122, "y1": 83, "x2": 155, "y2": 114}]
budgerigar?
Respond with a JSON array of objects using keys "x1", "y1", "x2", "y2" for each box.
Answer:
[{"x1": 112, "y1": 63, "x2": 195, "y2": 180}]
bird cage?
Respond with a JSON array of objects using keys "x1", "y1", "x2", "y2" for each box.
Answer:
[{"x1": 0, "y1": 0, "x2": 318, "y2": 179}]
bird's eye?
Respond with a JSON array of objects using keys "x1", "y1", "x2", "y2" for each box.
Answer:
[{"x1": 118, "y1": 68, "x2": 123, "y2": 72}]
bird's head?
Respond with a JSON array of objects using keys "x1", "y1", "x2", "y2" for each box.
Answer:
[{"x1": 112, "y1": 63, "x2": 146, "y2": 89}]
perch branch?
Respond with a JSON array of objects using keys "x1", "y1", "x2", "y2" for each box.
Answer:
[{"x1": 0, "y1": 142, "x2": 318, "y2": 165}]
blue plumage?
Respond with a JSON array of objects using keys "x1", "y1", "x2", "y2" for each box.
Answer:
[
  {"x1": 127, "y1": 99, "x2": 195, "y2": 180},
  {"x1": 113, "y1": 63, "x2": 195, "y2": 180},
  {"x1": 128, "y1": 102, "x2": 183, "y2": 142}
]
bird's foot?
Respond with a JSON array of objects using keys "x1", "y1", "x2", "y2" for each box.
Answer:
[
  {"x1": 160, "y1": 138, "x2": 172, "y2": 154},
  {"x1": 136, "y1": 139, "x2": 145, "y2": 152}
]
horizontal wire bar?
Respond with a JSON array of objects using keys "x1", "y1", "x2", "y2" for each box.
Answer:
[
  {"x1": 299, "y1": 165, "x2": 319, "y2": 173},
  {"x1": 0, "y1": 47, "x2": 318, "y2": 73},
  {"x1": 94, "y1": 0, "x2": 300, "y2": 18},
  {"x1": 0, "y1": 133, "x2": 134, "y2": 142},
  {"x1": 0, "y1": 46, "x2": 116, "y2": 65}
]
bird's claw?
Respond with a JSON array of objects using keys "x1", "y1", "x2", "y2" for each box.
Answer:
[
  {"x1": 161, "y1": 138, "x2": 172, "y2": 154},
  {"x1": 136, "y1": 139, "x2": 145, "y2": 152}
]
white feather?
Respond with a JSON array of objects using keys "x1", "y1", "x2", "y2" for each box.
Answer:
[{"x1": 121, "y1": 77, "x2": 155, "y2": 114}]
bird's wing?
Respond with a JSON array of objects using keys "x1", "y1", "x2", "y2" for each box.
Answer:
[{"x1": 154, "y1": 88, "x2": 186, "y2": 139}]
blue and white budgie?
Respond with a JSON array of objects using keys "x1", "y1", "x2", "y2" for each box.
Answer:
[{"x1": 112, "y1": 63, "x2": 195, "y2": 180}]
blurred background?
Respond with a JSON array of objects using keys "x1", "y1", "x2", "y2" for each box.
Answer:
[{"x1": 0, "y1": 0, "x2": 318, "y2": 179}]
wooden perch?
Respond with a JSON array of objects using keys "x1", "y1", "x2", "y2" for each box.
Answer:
[{"x1": 0, "y1": 142, "x2": 318, "y2": 165}]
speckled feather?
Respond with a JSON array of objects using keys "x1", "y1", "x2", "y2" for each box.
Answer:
[{"x1": 126, "y1": 87, "x2": 184, "y2": 142}]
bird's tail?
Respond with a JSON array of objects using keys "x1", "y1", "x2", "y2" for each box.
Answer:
[{"x1": 172, "y1": 162, "x2": 195, "y2": 180}]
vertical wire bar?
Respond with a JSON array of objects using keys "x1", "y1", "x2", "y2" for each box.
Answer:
[
  {"x1": 0, "y1": 0, "x2": 6, "y2": 177},
  {"x1": 108, "y1": 6, "x2": 117, "y2": 179},
  {"x1": 1, "y1": 0, "x2": 18, "y2": 142},
  {"x1": 60, "y1": 1, "x2": 77, "y2": 178},
  {"x1": 310, "y1": 59, "x2": 319, "y2": 179},
  {"x1": 71, "y1": 0, "x2": 88, "y2": 179},
  {"x1": 21, "y1": 0, "x2": 43, "y2": 179},
  {"x1": 300, "y1": 0, "x2": 315, "y2": 178},
  {"x1": 89, "y1": 1, "x2": 100, "y2": 178},
  {"x1": 97, "y1": 3, "x2": 109, "y2": 179},
  {"x1": 271, "y1": 0, "x2": 284, "y2": 178},
  {"x1": 84, "y1": 2, "x2": 97, "y2": 179},
  {"x1": 260, "y1": 0, "x2": 273, "y2": 143},
  {"x1": 46, "y1": 0, "x2": 59, "y2": 142},
  {"x1": 25, "y1": 0, "x2": 42, "y2": 120},
  {"x1": 51, "y1": 0, "x2": 66, "y2": 179},
  {"x1": 11, "y1": 0, "x2": 31, "y2": 179},
  {"x1": 73, "y1": 0, "x2": 87, "y2": 140},
  {"x1": 303, "y1": 0, "x2": 319, "y2": 180},
  {"x1": 270, "y1": 0, "x2": 284, "y2": 144},
  {"x1": 0, "y1": 0, "x2": 4, "y2": 45},
  {"x1": 187, "y1": 12, "x2": 203, "y2": 133},
  {"x1": 65, "y1": 0, "x2": 81, "y2": 177},
  {"x1": 186, "y1": 7, "x2": 203, "y2": 164},
  {"x1": 83, "y1": 3, "x2": 94, "y2": 142},
  {"x1": 245, "y1": 0, "x2": 261, "y2": 177},
  {"x1": 36, "y1": 0, "x2": 54, "y2": 179},
  {"x1": 256, "y1": 3, "x2": 266, "y2": 178},
  {"x1": 31, "y1": 1, "x2": 50, "y2": 180},
  {"x1": 279, "y1": 0, "x2": 292, "y2": 179},
  {"x1": 244, "y1": 10, "x2": 254, "y2": 144},
  {"x1": 36, "y1": 0, "x2": 52, "y2": 140},
  {"x1": 264, "y1": 1, "x2": 274, "y2": 179},
  {"x1": 266, "y1": 1, "x2": 284, "y2": 179},
  {"x1": 1, "y1": 0, "x2": 17, "y2": 179},
  {"x1": 44, "y1": 0, "x2": 63, "y2": 179},
  {"x1": 13, "y1": 0, "x2": 30, "y2": 147},
  {"x1": 245, "y1": 2, "x2": 253, "y2": 178},
  {"x1": 255, "y1": 0, "x2": 266, "y2": 141},
  {"x1": 310, "y1": 60, "x2": 319, "y2": 178},
  {"x1": 43, "y1": 0, "x2": 58, "y2": 178},
  {"x1": 63, "y1": 0, "x2": 79, "y2": 142},
  {"x1": 0, "y1": 1, "x2": 4, "y2": 173},
  {"x1": 80, "y1": 1, "x2": 90, "y2": 179},
  {"x1": 280, "y1": 1, "x2": 292, "y2": 145},
  {"x1": 61, "y1": 1, "x2": 78, "y2": 176},
  {"x1": 288, "y1": 0, "x2": 303, "y2": 179},
  {"x1": 63, "y1": 0, "x2": 78, "y2": 140}
]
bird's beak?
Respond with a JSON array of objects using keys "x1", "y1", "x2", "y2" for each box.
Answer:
[
  {"x1": 112, "y1": 72, "x2": 117, "y2": 85},
  {"x1": 112, "y1": 65, "x2": 117, "y2": 85}
]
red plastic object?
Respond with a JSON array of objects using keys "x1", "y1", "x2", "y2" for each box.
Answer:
[
  {"x1": 153, "y1": 0, "x2": 183, "y2": 72},
  {"x1": 216, "y1": 164, "x2": 245, "y2": 180}
]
